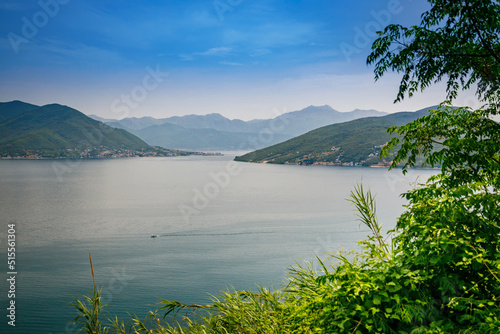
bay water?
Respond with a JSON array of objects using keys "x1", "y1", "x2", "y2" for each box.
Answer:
[{"x1": 0, "y1": 155, "x2": 436, "y2": 333}]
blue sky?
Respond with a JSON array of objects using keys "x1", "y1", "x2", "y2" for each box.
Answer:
[{"x1": 0, "y1": 0, "x2": 474, "y2": 120}]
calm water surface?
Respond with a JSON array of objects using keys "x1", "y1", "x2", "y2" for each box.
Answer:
[{"x1": 0, "y1": 155, "x2": 435, "y2": 333}]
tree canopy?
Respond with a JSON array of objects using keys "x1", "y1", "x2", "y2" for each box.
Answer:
[{"x1": 367, "y1": 0, "x2": 500, "y2": 104}]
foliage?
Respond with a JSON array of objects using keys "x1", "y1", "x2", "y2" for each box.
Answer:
[
  {"x1": 367, "y1": 0, "x2": 500, "y2": 103},
  {"x1": 382, "y1": 104, "x2": 500, "y2": 189}
]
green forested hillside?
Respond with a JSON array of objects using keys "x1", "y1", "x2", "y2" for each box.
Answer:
[
  {"x1": 235, "y1": 107, "x2": 435, "y2": 166},
  {"x1": 0, "y1": 101, "x2": 166, "y2": 158}
]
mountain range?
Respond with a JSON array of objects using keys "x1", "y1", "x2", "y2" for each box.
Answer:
[
  {"x1": 1, "y1": 100, "x2": 431, "y2": 163},
  {"x1": 235, "y1": 106, "x2": 437, "y2": 166},
  {"x1": 89, "y1": 105, "x2": 387, "y2": 150}
]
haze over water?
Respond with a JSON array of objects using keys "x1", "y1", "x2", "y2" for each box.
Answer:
[{"x1": 0, "y1": 155, "x2": 435, "y2": 333}]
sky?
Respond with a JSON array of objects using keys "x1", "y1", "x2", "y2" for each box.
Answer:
[{"x1": 0, "y1": 0, "x2": 480, "y2": 120}]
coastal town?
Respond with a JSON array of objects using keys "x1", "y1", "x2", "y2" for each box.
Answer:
[{"x1": 0, "y1": 146, "x2": 222, "y2": 159}]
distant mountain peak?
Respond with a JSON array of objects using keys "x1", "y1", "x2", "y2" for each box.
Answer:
[
  {"x1": 8, "y1": 100, "x2": 35, "y2": 104},
  {"x1": 305, "y1": 104, "x2": 334, "y2": 109},
  {"x1": 298, "y1": 104, "x2": 337, "y2": 112}
]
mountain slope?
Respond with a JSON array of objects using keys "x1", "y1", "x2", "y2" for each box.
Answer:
[
  {"x1": 0, "y1": 102, "x2": 159, "y2": 158},
  {"x1": 235, "y1": 107, "x2": 436, "y2": 166},
  {"x1": 134, "y1": 122, "x2": 289, "y2": 151}
]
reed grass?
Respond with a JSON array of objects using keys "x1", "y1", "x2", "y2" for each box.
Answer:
[{"x1": 69, "y1": 251, "x2": 108, "y2": 333}]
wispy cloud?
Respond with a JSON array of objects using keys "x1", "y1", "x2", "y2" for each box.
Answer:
[
  {"x1": 218, "y1": 61, "x2": 242, "y2": 66},
  {"x1": 179, "y1": 54, "x2": 194, "y2": 61},
  {"x1": 198, "y1": 47, "x2": 233, "y2": 56},
  {"x1": 222, "y1": 22, "x2": 316, "y2": 48},
  {"x1": 179, "y1": 47, "x2": 233, "y2": 61},
  {"x1": 58, "y1": 2, "x2": 175, "y2": 50},
  {"x1": 249, "y1": 49, "x2": 271, "y2": 57},
  {"x1": 311, "y1": 49, "x2": 341, "y2": 59},
  {"x1": 44, "y1": 40, "x2": 125, "y2": 65},
  {"x1": 11, "y1": 38, "x2": 128, "y2": 69}
]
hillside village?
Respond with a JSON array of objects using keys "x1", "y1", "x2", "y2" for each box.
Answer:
[{"x1": 0, "y1": 146, "x2": 220, "y2": 159}]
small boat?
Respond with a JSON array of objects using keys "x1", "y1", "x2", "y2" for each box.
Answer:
[{"x1": 151, "y1": 234, "x2": 159, "y2": 238}]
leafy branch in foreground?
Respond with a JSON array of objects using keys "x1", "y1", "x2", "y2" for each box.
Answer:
[
  {"x1": 381, "y1": 104, "x2": 500, "y2": 190},
  {"x1": 367, "y1": 0, "x2": 500, "y2": 104}
]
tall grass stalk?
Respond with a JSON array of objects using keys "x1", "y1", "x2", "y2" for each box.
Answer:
[
  {"x1": 347, "y1": 183, "x2": 391, "y2": 258},
  {"x1": 70, "y1": 251, "x2": 107, "y2": 334}
]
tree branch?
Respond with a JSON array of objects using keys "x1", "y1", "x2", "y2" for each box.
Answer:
[{"x1": 466, "y1": 2, "x2": 500, "y2": 65}]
